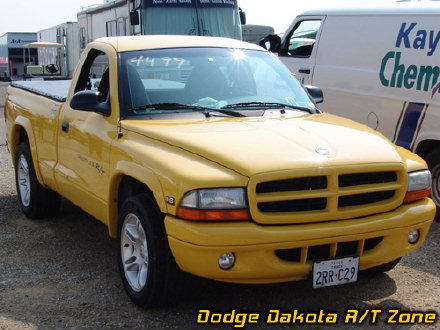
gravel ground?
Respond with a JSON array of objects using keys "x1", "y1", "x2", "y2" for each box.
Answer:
[{"x1": 0, "y1": 83, "x2": 439, "y2": 330}]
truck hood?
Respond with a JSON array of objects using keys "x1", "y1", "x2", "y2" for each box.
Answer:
[{"x1": 121, "y1": 113, "x2": 403, "y2": 177}]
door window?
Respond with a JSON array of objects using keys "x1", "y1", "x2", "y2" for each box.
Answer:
[
  {"x1": 117, "y1": 18, "x2": 126, "y2": 36},
  {"x1": 286, "y1": 20, "x2": 322, "y2": 57},
  {"x1": 106, "y1": 21, "x2": 117, "y2": 37},
  {"x1": 75, "y1": 50, "x2": 110, "y2": 101}
]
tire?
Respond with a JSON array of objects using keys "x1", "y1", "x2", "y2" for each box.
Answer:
[
  {"x1": 362, "y1": 258, "x2": 401, "y2": 277},
  {"x1": 15, "y1": 143, "x2": 61, "y2": 219},
  {"x1": 117, "y1": 194, "x2": 185, "y2": 308},
  {"x1": 425, "y1": 149, "x2": 440, "y2": 220}
]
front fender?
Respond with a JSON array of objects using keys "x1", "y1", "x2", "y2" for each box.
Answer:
[{"x1": 107, "y1": 161, "x2": 166, "y2": 238}]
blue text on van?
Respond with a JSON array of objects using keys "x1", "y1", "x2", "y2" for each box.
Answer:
[
  {"x1": 395, "y1": 22, "x2": 439, "y2": 56},
  {"x1": 379, "y1": 23, "x2": 439, "y2": 92}
]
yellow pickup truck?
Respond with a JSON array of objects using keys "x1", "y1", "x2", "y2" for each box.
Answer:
[{"x1": 5, "y1": 35, "x2": 436, "y2": 307}]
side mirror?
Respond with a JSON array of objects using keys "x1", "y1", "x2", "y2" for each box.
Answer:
[
  {"x1": 70, "y1": 90, "x2": 111, "y2": 116},
  {"x1": 239, "y1": 8, "x2": 246, "y2": 25},
  {"x1": 130, "y1": 10, "x2": 140, "y2": 26},
  {"x1": 259, "y1": 34, "x2": 281, "y2": 52},
  {"x1": 304, "y1": 85, "x2": 324, "y2": 104}
]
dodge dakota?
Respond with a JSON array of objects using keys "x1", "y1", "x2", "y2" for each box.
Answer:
[{"x1": 5, "y1": 35, "x2": 436, "y2": 307}]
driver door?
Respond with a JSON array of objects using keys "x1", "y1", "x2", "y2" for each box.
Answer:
[
  {"x1": 55, "y1": 47, "x2": 119, "y2": 222},
  {"x1": 279, "y1": 16, "x2": 325, "y2": 85}
]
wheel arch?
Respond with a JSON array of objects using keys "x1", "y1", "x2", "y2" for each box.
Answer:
[
  {"x1": 10, "y1": 118, "x2": 44, "y2": 185},
  {"x1": 108, "y1": 165, "x2": 167, "y2": 238},
  {"x1": 416, "y1": 139, "x2": 440, "y2": 216},
  {"x1": 415, "y1": 139, "x2": 440, "y2": 160}
]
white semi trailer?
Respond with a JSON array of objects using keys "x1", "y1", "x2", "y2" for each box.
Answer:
[{"x1": 77, "y1": 0, "x2": 246, "y2": 53}]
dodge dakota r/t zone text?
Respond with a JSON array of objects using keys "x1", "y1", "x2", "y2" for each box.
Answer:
[{"x1": 5, "y1": 35, "x2": 436, "y2": 307}]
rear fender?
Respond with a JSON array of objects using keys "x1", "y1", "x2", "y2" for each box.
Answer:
[{"x1": 9, "y1": 116, "x2": 44, "y2": 185}]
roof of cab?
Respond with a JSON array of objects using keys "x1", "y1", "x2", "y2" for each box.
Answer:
[
  {"x1": 299, "y1": 2, "x2": 440, "y2": 16},
  {"x1": 93, "y1": 35, "x2": 264, "y2": 53}
]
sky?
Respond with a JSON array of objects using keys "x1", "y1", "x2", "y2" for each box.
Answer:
[{"x1": 0, "y1": 0, "x2": 400, "y2": 37}]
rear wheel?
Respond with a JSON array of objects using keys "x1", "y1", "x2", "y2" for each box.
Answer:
[
  {"x1": 425, "y1": 149, "x2": 440, "y2": 220},
  {"x1": 15, "y1": 143, "x2": 61, "y2": 219},
  {"x1": 117, "y1": 194, "x2": 185, "y2": 307}
]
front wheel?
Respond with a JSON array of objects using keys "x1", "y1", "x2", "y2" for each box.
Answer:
[
  {"x1": 425, "y1": 149, "x2": 440, "y2": 220},
  {"x1": 117, "y1": 194, "x2": 185, "y2": 307}
]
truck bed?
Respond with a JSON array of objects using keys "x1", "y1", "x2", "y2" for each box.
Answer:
[{"x1": 11, "y1": 80, "x2": 71, "y2": 102}]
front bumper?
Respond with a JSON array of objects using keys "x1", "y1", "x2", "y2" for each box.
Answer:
[{"x1": 165, "y1": 199, "x2": 435, "y2": 284}]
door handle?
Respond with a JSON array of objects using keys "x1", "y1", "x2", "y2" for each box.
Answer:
[
  {"x1": 299, "y1": 68, "x2": 311, "y2": 74},
  {"x1": 62, "y1": 121, "x2": 70, "y2": 133}
]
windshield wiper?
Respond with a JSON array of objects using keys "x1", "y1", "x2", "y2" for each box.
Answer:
[
  {"x1": 128, "y1": 103, "x2": 204, "y2": 112},
  {"x1": 221, "y1": 102, "x2": 313, "y2": 113},
  {"x1": 128, "y1": 103, "x2": 246, "y2": 117}
]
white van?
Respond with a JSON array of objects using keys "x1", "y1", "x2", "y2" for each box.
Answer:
[{"x1": 265, "y1": 3, "x2": 440, "y2": 217}]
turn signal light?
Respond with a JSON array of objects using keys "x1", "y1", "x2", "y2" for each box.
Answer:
[
  {"x1": 176, "y1": 207, "x2": 250, "y2": 221},
  {"x1": 403, "y1": 187, "x2": 431, "y2": 203}
]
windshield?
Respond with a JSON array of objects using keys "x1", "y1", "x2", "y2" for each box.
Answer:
[
  {"x1": 118, "y1": 47, "x2": 316, "y2": 118},
  {"x1": 141, "y1": 0, "x2": 242, "y2": 38},
  {"x1": 197, "y1": 7, "x2": 242, "y2": 39},
  {"x1": 143, "y1": 8, "x2": 198, "y2": 36},
  {"x1": 143, "y1": 8, "x2": 241, "y2": 38}
]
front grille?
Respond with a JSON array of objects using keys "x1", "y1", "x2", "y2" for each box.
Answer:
[
  {"x1": 339, "y1": 171, "x2": 397, "y2": 187},
  {"x1": 257, "y1": 176, "x2": 327, "y2": 193},
  {"x1": 249, "y1": 166, "x2": 405, "y2": 224},
  {"x1": 258, "y1": 198, "x2": 327, "y2": 212},
  {"x1": 338, "y1": 190, "x2": 395, "y2": 208},
  {"x1": 275, "y1": 237, "x2": 383, "y2": 263}
]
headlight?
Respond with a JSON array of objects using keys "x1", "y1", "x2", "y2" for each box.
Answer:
[
  {"x1": 404, "y1": 170, "x2": 432, "y2": 203},
  {"x1": 177, "y1": 188, "x2": 250, "y2": 221},
  {"x1": 407, "y1": 170, "x2": 432, "y2": 192},
  {"x1": 180, "y1": 188, "x2": 247, "y2": 209}
]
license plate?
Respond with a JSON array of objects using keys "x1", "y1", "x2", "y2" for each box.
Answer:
[{"x1": 312, "y1": 257, "x2": 359, "y2": 288}]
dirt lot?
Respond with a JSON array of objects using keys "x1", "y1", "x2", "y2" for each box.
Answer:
[{"x1": 0, "y1": 83, "x2": 439, "y2": 330}]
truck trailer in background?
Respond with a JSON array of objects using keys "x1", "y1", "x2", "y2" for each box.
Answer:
[
  {"x1": 242, "y1": 24, "x2": 274, "y2": 44},
  {"x1": 37, "y1": 22, "x2": 80, "y2": 78},
  {"x1": 0, "y1": 32, "x2": 37, "y2": 81},
  {"x1": 77, "y1": 0, "x2": 245, "y2": 52}
]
